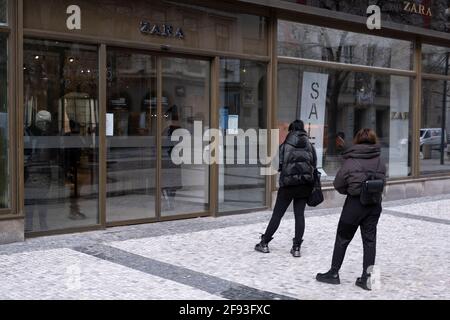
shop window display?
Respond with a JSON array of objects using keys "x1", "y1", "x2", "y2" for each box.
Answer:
[
  {"x1": 277, "y1": 20, "x2": 413, "y2": 182},
  {"x1": 23, "y1": 39, "x2": 99, "y2": 232},
  {"x1": 278, "y1": 64, "x2": 413, "y2": 181}
]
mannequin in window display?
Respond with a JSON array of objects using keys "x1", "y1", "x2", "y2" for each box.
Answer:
[
  {"x1": 161, "y1": 104, "x2": 182, "y2": 211},
  {"x1": 25, "y1": 110, "x2": 52, "y2": 232}
]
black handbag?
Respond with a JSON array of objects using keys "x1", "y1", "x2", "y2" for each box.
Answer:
[
  {"x1": 354, "y1": 159, "x2": 385, "y2": 206},
  {"x1": 307, "y1": 169, "x2": 324, "y2": 207}
]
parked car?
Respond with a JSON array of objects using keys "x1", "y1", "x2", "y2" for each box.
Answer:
[
  {"x1": 420, "y1": 128, "x2": 447, "y2": 148},
  {"x1": 420, "y1": 128, "x2": 448, "y2": 159}
]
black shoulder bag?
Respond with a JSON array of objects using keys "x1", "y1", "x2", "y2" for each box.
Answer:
[
  {"x1": 306, "y1": 143, "x2": 324, "y2": 207},
  {"x1": 354, "y1": 158, "x2": 385, "y2": 206},
  {"x1": 307, "y1": 168, "x2": 324, "y2": 207}
]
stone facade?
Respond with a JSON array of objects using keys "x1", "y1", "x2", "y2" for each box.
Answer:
[{"x1": 0, "y1": 219, "x2": 25, "y2": 245}]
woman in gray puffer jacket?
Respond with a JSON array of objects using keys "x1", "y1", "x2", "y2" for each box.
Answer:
[
  {"x1": 255, "y1": 120, "x2": 317, "y2": 258},
  {"x1": 316, "y1": 128, "x2": 386, "y2": 291}
]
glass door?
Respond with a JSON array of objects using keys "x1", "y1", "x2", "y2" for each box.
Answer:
[
  {"x1": 106, "y1": 51, "x2": 211, "y2": 223},
  {"x1": 106, "y1": 49, "x2": 157, "y2": 223},
  {"x1": 160, "y1": 57, "x2": 211, "y2": 217}
]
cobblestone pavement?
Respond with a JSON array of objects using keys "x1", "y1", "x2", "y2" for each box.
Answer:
[{"x1": 0, "y1": 194, "x2": 449, "y2": 300}]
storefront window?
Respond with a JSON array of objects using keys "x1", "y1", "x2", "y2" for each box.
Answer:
[
  {"x1": 278, "y1": 20, "x2": 413, "y2": 70},
  {"x1": 278, "y1": 63, "x2": 413, "y2": 181},
  {"x1": 219, "y1": 59, "x2": 267, "y2": 212},
  {"x1": 423, "y1": 44, "x2": 450, "y2": 76},
  {"x1": 420, "y1": 79, "x2": 450, "y2": 175},
  {"x1": 0, "y1": 0, "x2": 6, "y2": 25},
  {"x1": 0, "y1": 34, "x2": 8, "y2": 208},
  {"x1": 24, "y1": 39, "x2": 99, "y2": 232},
  {"x1": 280, "y1": 1, "x2": 449, "y2": 33}
]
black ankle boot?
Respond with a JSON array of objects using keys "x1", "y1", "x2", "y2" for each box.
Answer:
[
  {"x1": 255, "y1": 235, "x2": 272, "y2": 254},
  {"x1": 356, "y1": 273, "x2": 372, "y2": 291},
  {"x1": 316, "y1": 269, "x2": 341, "y2": 285},
  {"x1": 290, "y1": 239, "x2": 303, "y2": 258}
]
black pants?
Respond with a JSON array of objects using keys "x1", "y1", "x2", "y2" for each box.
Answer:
[
  {"x1": 264, "y1": 187, "x2": 309, "y2": 245},
  {"x1": 331, "y1": 196, "x2": 382, "y2": 274}
]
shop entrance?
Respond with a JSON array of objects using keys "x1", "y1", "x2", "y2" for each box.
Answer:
[
  {"x1": 106, "y1": 48, "x2": 212, "y2": 225},
  {"x1": 23, "y1": 40, "x2": 212, "y2": 234}
]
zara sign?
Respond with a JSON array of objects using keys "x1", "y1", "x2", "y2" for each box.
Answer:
[{"x1": 139, "y1": 21, "x2": 185, "y2": 39}]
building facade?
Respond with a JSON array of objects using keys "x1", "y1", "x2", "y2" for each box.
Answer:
[{"x1": 1, "y1": 0, "x2": 450, "y2": 243}]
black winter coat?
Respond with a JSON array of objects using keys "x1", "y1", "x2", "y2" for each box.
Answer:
[
  {"x1": 279, "y1": 130, "x2": 317, "y2": 188},
  {"x1": 333, "y1": 144, "x2": 387, "y2": 196}
]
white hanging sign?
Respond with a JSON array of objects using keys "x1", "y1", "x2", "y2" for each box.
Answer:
[{"x1": 300, "y1": 72, "x2": 329, "y2": 169}]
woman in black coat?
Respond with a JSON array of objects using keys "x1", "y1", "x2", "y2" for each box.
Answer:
[
  {"x1": 316, "y1": 128, "x2": 386, "y2": 291},
  {"x1": 255, "y1": 120, "x2": 317, "y2": 258}
]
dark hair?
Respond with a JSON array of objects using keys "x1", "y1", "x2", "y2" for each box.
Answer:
[
  {"x1": 289, "y1": 120, "x2": 305, "y2": 132},
  {"x1": 354, "y1": 128, "x2": 379, "y2": 145}
]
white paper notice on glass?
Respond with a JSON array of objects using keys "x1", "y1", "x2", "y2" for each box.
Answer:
[
  {"x1": 106, "y1": 113, "x2": 114, "y2": 137},
  {"x1": 227, "y1": 115, "x2": 239, "y2": 135}
]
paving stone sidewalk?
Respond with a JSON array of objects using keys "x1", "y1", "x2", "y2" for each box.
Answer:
[{"x1": 0, "y1": 194, "x2": 449, "y2": 300}]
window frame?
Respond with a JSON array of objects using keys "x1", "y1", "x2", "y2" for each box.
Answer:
[{"x1": 419, "y1": 42, "x2": 450, "y2": 177}]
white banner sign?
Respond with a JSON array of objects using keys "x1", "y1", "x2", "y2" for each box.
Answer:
[{"x1": 300, "y1": 72, "x2": 329, "y2": 169}]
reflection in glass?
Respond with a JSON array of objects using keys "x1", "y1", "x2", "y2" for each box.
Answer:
[
  {"x1": 421, "y1": 79, "x2": 450, "y2": 174},
  {"x1": 161, "y1": 58, "x2": 210, "y2": 216},
  {"x1": 219, "y1": 59, "x2": 267, "y2": 212},
  {"x1": 24, "y1": 39, "x2": 99, "y2": 232},
  {"x1": 106, "y1": 50, "x2": 157, "y2": 222},
  {"x1": 0, "y1": 0, "x2": 6, "y2": 24},
  {"x1": 278, "y1": 64, "x2": 412, "y2": 181},
  {"x1": 422, "y1": 44, "x2": 450, "y2": 76},
  {"x1": 278, "y1": 20, "x2": 413, "y2": 70},
  {"x1": 0, "y1": 34, "x2": 8, "y2": 208}
]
